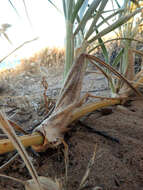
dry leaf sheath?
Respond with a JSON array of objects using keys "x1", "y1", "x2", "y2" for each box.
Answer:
[
  {"x1": 0, "y1": 54, "x2": 140, "y2": 154},
  {"x1": 33, "y1": 53, "x2": 139, "y2": 151},
  {"x1": 33, "y1": 54, "x2": 87, "y2": 151}
]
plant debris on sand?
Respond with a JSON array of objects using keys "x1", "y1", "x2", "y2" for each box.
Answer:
[{"x1": 0, "y1": 54, "x2": 143, "y2": 189}]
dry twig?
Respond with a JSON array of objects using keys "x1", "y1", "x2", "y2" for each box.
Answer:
[{"x1": 78, "y1": 144, "x2": 97, "y2": 190}]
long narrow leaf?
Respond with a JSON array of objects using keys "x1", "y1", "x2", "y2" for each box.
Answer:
[
  {"x1": 79, "y1": 0, "x2": 89, "y2": 19},
  {"x1": 96, "y1": 29, "x2": 109, "y2": 64},
  {"x1": 8, "y1": 0, "x2": 21, "y2": 18},
  {"x1": 47, "y1": 0, "x2": 62, "y2": 13},
  {"x1": 85, "y1": 0, "x2": 108, "y2": 40},
  {"x1": 78, "y1": 144, "x2": 97, "y2": 190},
  {"x1": 112, "y1": 48, "x2": 124, "y2": 67},
  {"x1": 22, "y1": 0, "x2": 32, "y2": 27},
  {"x1": 100, "y1": 13, "x2": 113, "y2": 28},
  {"x1": 76, "y1": 14, "x2": 84, "y2": 35},
  {"x1": 97, "y1": 8, "x2": 124, "y2": 28},
  {"x1": 89, "y1": 59, "x2": 114, "y2": 89},
  {"x1": 90, "y1": 58, "x2": 116, "y2": 93},
  {"x1": 86, "y1": 54, "x2": 142, "y2": 96},
  {"x1": 0, "y1": 37, "x2": 38, "y2": 63},
  {"x1": 74, "y1": 0, "x2": 102, "y2": 36},
  {"x1": 71, "y1": 0, "x2": 85, "y2": 23},
  {"x1": 88, "y1": 7, "x2": 143, "y2": 43},
  {"x1": 62, "y1": 0, "x2": 67, "y2": 18},
  {"x1": 68, "y1": 0, "x2": 74, "y2": 20},
  {"x1": 88, "y1": 37, "x2": 143, "y2": 53},
  {"x1": 99, "y1": 13, "x2": 119, "y2": 37},
  {"x1": 114, "y1": 0, "x2": 121, "y2": 8}
]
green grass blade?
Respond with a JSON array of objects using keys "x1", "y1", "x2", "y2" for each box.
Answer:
[
  {"x1": 114, "y1": 0, "x2": 121, "y2": 8},
  {"x1": 97, "y1": 8, "x2": 124, "y2": 28},
  {"x1": 88, "y1": 7, "x2": 143, "y2": 43},
  {"x1": 112, "y1": 48, "x2": 124, "y2": 67},
  {"x1": 74, "y1": 0, "x2": 102, "y2": 36},
  {"x1": 89, "y1": 58, "x2": 116, "y2": 93},
  {"x1": 47, "y1": 0, "x2": 62, "y2": 13},
  {"x1": 88, "y1": 37, "x2": 143, "y2": 54},
  {"x1": 0, "y1": 37, "x2": 38, "y2": 63},
  {"x1": 86, "y1": 54, "x2": 142, "y2": 96},
  {"x1": 8, "y1": 0, "x2": 21, "y2": 18},
  {"x1": 64, "y1": 21, "x2": 74, "y2": 79},
  {"x1": 99, "y1": 13, "x2": 119, "y2": 37},
  {"x1": 62, "y1": 0, "x2": 67, "y2": 18},
  {"x1": 79, "y1": 0, "x2": 89, "y2": 19},
  {"x1": 75, "y1": 1, "x2": 89, "y2": 37},
  {"x1": 68, "y1": 0, "x2": 74, "y2": 20},
  {"x1": 71, "y1": 0, "x2": 85, "y2": 23},
  {"x1": 75, "y1": 14, "x2": 84, "y2": 37},
  {"x1": 22, "y1": 0, "x2": 32, "y2": 27},
  {"x1": 85, "y1": 0, "x2": 108, "y2": 40},
  {"x1": 96, "y1": 29, "x2": 109, "y2": 64},
  {"x1": 100, "y1": 13, "x2": 113, "y2": 27}
]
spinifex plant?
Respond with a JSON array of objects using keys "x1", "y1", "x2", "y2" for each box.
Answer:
[
  {"x1": 111, "y1": 0, "x2": 143, "y2": 97},
  {"x1": 62, "y1": 0, "x2": 143, "y2": 79},
  {"x1": 90, "y1": 0, "x2": 143, "y2": 97},
  {"x1": 0, "y1": 54, "x2": 141, "y2": 154},
  {"x1": 0, "y1": 0, "x2": 143, "y2": 153}
]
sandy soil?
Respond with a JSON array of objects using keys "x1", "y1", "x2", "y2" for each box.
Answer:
[{"x1": 0, "y1": 64, "x2": 143, "y2": 190}]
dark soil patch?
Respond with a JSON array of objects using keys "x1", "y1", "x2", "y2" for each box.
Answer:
[{"x1": 0, "y1": 64, "x2": 143, "y2": 190}]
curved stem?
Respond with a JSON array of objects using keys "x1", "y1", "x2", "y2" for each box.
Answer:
[
  {"x1": 88, "y1": 37, "x2": 143, "y2": 54},
  {"x1": 71, "y1": 99, "x2": 120, "y2": 122},
  {"x1": 0, "y1": 133, "x2": 43, "y2": 154},
  {"x1": 0, "y1": 99, "x2": 120, "y2": 155}
]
